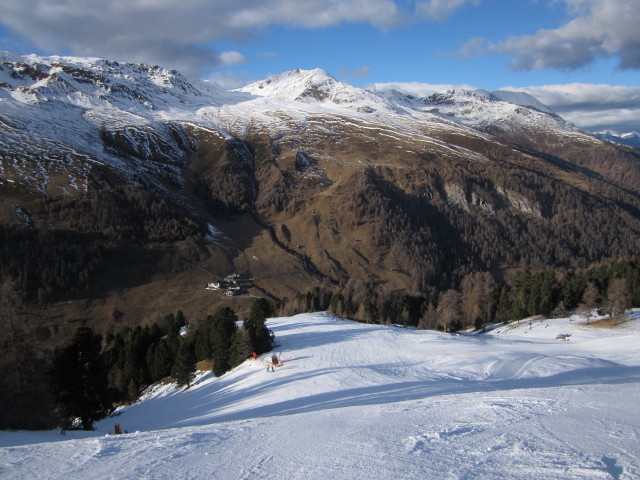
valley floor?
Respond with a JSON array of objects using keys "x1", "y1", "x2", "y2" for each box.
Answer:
[{"x1": 1, "y1": 311, "x2": 639, "y2": 479}]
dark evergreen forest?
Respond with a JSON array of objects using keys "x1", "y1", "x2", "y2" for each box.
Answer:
[
  {"x1": 281, "y1": 256, "x2": 640, "y2": 332},
  {"x1": 0, "y1": 298, "x2": 274, "y2": 431}
]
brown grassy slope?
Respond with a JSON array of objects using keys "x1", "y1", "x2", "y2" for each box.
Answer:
[{"x1": 3, "y1": 112, "x2": 640, "y2": 348}]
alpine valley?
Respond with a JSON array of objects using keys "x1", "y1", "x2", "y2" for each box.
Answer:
[{"x1": 1, "y1": 52, "x2": 639, "y2": 342}]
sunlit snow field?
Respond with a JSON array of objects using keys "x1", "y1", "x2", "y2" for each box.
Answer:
[{"x1": 1, "y1": 311, "x2": 639, "y2": 479}]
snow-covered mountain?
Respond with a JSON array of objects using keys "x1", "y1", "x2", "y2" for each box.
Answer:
[
  {"x1": 2, "y1": 311, "x2": 639, "y2": 479},
  {"x1": 0, "y1": 52, "x2": 239, "y2": 195},
  {"x1": 595, "y1": 130, "x2": 640, "y2": 148},
  {"x1": 0, "y1": 52, "x2": 599, "y2": 197},
  {"x1": 490, "y1": 89, "x2": 556, "y2": 115},
  {"x1": 1, "y1": 51, "x2": 640, "y2": 334},
  {"x1": 236, "y1": 67, "x2": 579, "y2": 143},
  {"x1": 238, "y1": 68, "x2": 383, "y2": 107}
]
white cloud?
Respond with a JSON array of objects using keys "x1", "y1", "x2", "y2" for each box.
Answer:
[
  {"x1": 219, "y1": 51, "x2": 248, "y2": 66},
  {"x1": 0, "y1": 0, "x2": 407, "y2": 75},
  {"x1": 501, "y1": 83, "x2": 640, "y2": 131},
  {"x1": 504, "y1": 83, "x2": 640, "y2": 110},
  {"x1": 559, "y1": 107, "x2": 640, "y2": 131},
  {"x1": 228, "y1": 0, "x2": 406, "y2": 29},
  {"x1": 490, "y1": 0, "x2": 640, "y2": 70},
  {"x1": 415, "y1": 0, "x2": 480, "y2": 21}
]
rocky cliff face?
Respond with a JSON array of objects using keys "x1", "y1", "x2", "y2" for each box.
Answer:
[{"x1": 1, "y1": 52, "x2": 639, "y2": 337}]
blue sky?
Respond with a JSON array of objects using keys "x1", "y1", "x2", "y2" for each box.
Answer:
[
  {"x1": 213, "y1": 2, "x2": 633, "y2": 89},
  {"x1": 1, "y1": 0, "x2": 639, "y2": 131}
]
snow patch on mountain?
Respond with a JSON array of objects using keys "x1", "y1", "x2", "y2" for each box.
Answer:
[{"x1": 490, "y1": 90, "x2": 555, "y2": 115}]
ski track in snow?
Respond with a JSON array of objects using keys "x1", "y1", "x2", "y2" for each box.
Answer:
[{"x1": 1, "y1": 311, "x2": 639, "y2": 479}]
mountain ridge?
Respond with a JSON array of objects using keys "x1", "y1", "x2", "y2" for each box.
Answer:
[{"x1": 1, "y1": 52, "x2": 639, "y2": 343}]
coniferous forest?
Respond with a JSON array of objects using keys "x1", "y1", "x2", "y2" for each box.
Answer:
[
  {"x1": 0, "y1": 296, "x2": 274, "y2": 431},
  {"x1": 280, "y1": 256, "x2": 640, "y2": 332}
]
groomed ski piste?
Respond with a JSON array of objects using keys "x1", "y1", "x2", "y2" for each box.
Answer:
[{"x1": 1, "y1": 311, "x2": 639, "y2": 479}]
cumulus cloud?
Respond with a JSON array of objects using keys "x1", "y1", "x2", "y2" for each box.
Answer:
[
  {"x1": 0, "y1": 0, "x2": 406, "y2": 75},
  {"x1": 501, "y1": 83, "x2": 640, "y2": 131},
  {"x1": 219, "y1": 51, "x2": 248, "y2": 67},
  {"x1": 505, "y1": 83, "x2": 640, "y2": 111},
  {"x1": 416, "y1": 0, "x2": 480, "y2": 21},
  {"x1": 228, "y1": 0, "x2": 406, "y2": 29},
  {"x1": 490, "y1": 0, "x2": 640, "y2": 70}
]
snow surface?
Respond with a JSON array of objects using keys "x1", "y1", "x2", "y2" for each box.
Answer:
[
  {"x1": 2, "y1": 311, "x2": 640, "y2": 479},
  {"x1": 491, "y1": 90, "x2": 555, "y2": 115}
]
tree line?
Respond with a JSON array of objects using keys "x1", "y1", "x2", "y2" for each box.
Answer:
[
  {"x1": 280, "y1": 257, "x2": 640, "y2": 332},
  {"x1": 0, "y1": 296, "x2": 274, "y2": 431}
]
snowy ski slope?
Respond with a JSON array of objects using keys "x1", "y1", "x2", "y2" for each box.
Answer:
[{"x1": 1, "y1": 311, "x2": 639, "y2": 479}]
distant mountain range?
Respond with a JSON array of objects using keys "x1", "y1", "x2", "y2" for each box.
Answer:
[
  {"x1": 594, "y1": 130, "x2": 640, "y2": 148},
  {"x1": 1, "y1": 52, "x2": 639, "y2": 341}
]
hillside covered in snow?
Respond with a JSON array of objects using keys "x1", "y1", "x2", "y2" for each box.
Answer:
[{"x1": 1, "y1": 311, "x2": 639, "y2": 479}]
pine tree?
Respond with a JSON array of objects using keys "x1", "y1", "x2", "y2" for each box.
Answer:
[
  {"x1": 560, "y1": 270, "x2": 586, "y2": 310},
  {"x1": 121, "y1": 326, "x2": 153, "y2": 399},
  {"x1": 211, "y1": 307, "x2": 238, "y2": 377},
  {"x1": 389, "y1": 290, "x2": 410, "y2": 325},
  {"x1": 173, "y1": 337, "x2": 196, "y2": 388},
  {"x1": 148, "y1": 340, "x2": 174, "y2": 381},
  {"x1": 175, "y1": 310, "x2": 186, "y2": 334},
  {"x1": 248, "y1": 298, "x2": 273, "y2": 323},
  {"x1": 49, "y1": 327, "x2": 112, "y2": 430},
  {"x1": 229, "y1": 328, "x2": 253, "y2": 368},
  {"x1": 103, "y1": 331, "x2": 127, "y2": 402},
  {"x1": 195, "y1": 315, "x2": 214, "y2": 361},
  {"x1": 245, "y1": 298, "x2": 274, "y2": 354}
]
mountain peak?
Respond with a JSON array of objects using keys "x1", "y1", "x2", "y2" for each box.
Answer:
[{"x1": 239, "y1": 68, "x2": 362, "y2": 104}]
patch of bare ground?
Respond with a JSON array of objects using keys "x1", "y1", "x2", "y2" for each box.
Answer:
[
  {"x1": 581, "y1": 317, "x2": 631, "y2": 328},
  {"x1": 196, "y1": 359, "x2": 213, "y2": 372}
]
